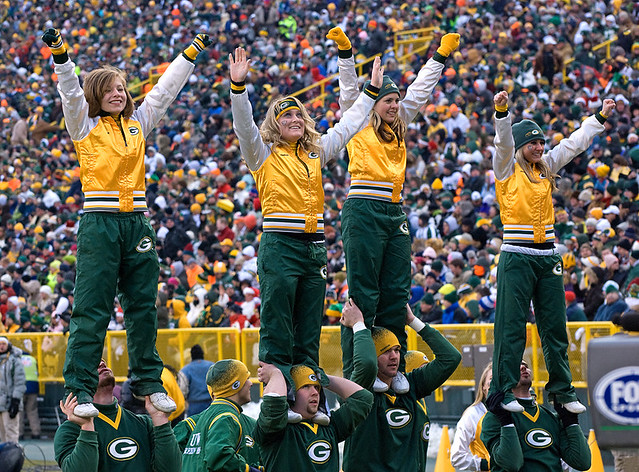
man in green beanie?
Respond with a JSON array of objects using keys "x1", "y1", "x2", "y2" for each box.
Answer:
[{"x1": 489, "y1": 90, "x2": 615, "y2": 414}]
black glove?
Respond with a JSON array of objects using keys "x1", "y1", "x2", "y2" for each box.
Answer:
[
  {"x1": 486, "y1": 392, "x2": 513, "y2": 426},
  {"x1": 8, "y1": 398, "x2": 20, "y2": 419},
  {"x1": 554, "y1": 403, "x2": 579, "y2": 428},
  {"x1": 42, "y1": 28, "x2": 69, "y2": 64}
]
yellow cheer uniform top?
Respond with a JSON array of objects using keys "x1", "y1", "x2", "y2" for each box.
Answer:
[
  {"x1": 493, "y1": 112, "x2": 605, "y2": 245},
  {"x1": 230, "y1": 70, "x2": 376, "y2": 234},
  {"x1": 54, "y1": 55, "x2": 194, "y2": 213},
  {"x1": 346, "y1": 124, "x2": 407, "y2": 203},
  {"x1": 337, "y1": 55, "x2": 446, "y2": 203},
  {"x1": 251, "y1": 142, "x2": 324, "y2": 233}
]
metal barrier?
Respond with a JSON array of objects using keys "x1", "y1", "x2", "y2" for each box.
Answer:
[{"x1": 5, "y1": 322, "x2": 620, "y2": 398}]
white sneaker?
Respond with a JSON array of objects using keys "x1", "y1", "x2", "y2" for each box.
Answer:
[
  {"x1": 373, "y1": 378, "x2": 389, "y2": 393},
  {"x1": 501, "y1": 400, "x2": 524, "y2": 413},
  {"x1": 391, "y1": 372, "x2": 410, "y2": 394},
  {"x1": 287, "y1": 409, "x2": 303, "y2": 423},
  {"x1": 562, "y1": 401, "x2": 586, "y2": 414},
  {"x1": 149, "y1": 392, "x2": 177, "y2": 413},
  {"x1": 312, "y1": 412, "x2": 331, "y2": 426},
  {"x1": 74, "y1": 402, "x2": 99, "y2": 418}
]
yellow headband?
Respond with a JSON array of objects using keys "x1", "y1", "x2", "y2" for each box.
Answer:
[
  {"x1": 275, "y1": 98, "x2": 300, "y2": 120},
  {"x1": 371, "y1": 327, "x2": 400, "y2": 357},
  {"x1": 291, "y1": 365, "x2": 320, "y2": 391}
]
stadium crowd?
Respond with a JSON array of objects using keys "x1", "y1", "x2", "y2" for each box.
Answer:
[{"x1": 2, "y1": 0, "x2": 639, "y2": 335}]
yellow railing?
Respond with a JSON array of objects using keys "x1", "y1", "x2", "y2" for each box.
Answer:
[
  {"x1": 563, "y1": 33, "x2": 624, "y2": 81},
  {"x1": 129, "y1": 64, "x2": 169, "y2": 101},
  {"x1": 393, "y1": 27, "x2": 436, "y2": 59},
  {"x1": 5, "y1": 322, "x2": 620, "y2": 401}
]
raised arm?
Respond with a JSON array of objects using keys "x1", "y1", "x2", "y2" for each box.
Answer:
[
  {"x1": 319, "y1": 56, "x2": 382, "y2": 165},
  {"x1": 144, "y1": 396, "x2": 182, "y2": 472},
  {"x1": 399, "y1": 33, "x2": 459, "y2": 124},
  {"x1": 136, "y1": 34, "x2": 210, "y2": 137},
  {"x1": 42, "y1": 28, "x2": 91, "y2": 141},
  {"x1": 407, "y1": 304, "x2": 462, "y2": 399},
  {"x1": 492, "y1": 91, "x2": 516, "y2": 181},
  {"x1": 545, "y1": 98, "x2": 614, "y2": 174},
  {"x1": 54, "y1": 394, "x2": 98, "y2": 472},
  {"x1": 326, "y1": 27, "x2": 359, "y2": 112},
  {"x1": 480, "y1": 393, "x2": 523, "y2": 472},
  {"x1": 341, "y1": 299, "x2": 378, "y2": 389},
  {"x1": 229, "y1": 47, "x2": 272, "y2": 171},
  {"x1": 555, "y1": 404, "x2": 591, "y2": 471}
]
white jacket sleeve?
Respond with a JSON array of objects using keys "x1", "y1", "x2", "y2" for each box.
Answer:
[
  {"x1": 545, "y1": 114, "x2": 605, "y2": 174},
  {"x1": 338, "y1": 54, "x2": 359, "y2": 113},
  {"x1": 230, "y1": 90, "x2": 272, "y2": 172},
  {"x1": 135, "y1": 55, "x2": 194, "y2": 138},
  {"x1": 320, "y1": 91, "x2": 375, "y2": 166},
  {"x1": 54, "y1": 59, "x2": 94, "y2": 142},
  {"x1": 450, "y1": 404, "x2": 485, "y2": 471},
  {"x1": 493, "y1": 113, "x2": 516, "y2": 181},
  {"x1": 399, "y1": 57, "x2": 445, "y2": 125}
]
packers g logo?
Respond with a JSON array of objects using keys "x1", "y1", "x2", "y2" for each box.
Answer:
[
  {"x1": 386, "y1": 408, "x2": 412, "y2": 428},
  {"x1": 129, "y1": 126, "x2": 139, "y2": 135},
  {"x1": 539, "y1": 172, "x2": 547, "y2": 179},
  {"x1": 307, "y1": 440, "x2": 332, "y2": 464},
  {"x1": 309, "y1": 152, "x2": 319, "y2": 159},
  {"x1": 421, "y1": 421, "x2": 430, "y2": 441},
  {"x1": 108, "y1": 437, "x2": 139, "y2": 461},
  {"x1": 399, "y1": 222, "x2": 409, "y2": 235},
  {"x1": 525, "y1": 429, "x2": 553, "y2": 448},
  {"x1": 308, "y1": 374, "x2": 318, "y2": 382},
  {"x1": 136, "y1": 236, "x2": 153, "y2": 253},
  {"x1": 552, "y1": 262, "x2": 563, "y2": 276},
  {"x1": 320, "y1": 265, "x2": 327, "y2": 280},
  {"x1": 245, "y1": 435, "x2": 255, "y2": 447},
  {"x1": 232, "y1": 380, "x2": 241, "y2": 390}
]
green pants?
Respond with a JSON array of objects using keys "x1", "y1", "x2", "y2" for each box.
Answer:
[
  {"x1": 63, "y1": 212, "x2": 165, "y2": 404},
  {"x1": 257, "y1": 232, "x2": 327, "y2": 387},
  {"x1": 490, "y1": 250, "x2": 577, "y2": 404},
  {"x1": 340, "y1": 198, "x2": 411, "y2": 378}
]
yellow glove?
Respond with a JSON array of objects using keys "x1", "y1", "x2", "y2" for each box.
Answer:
[
  {"x1": 326, "y1": 27, "x2": 351, "y2": 50},
  {"x1": 436, "y1": 33, "x2": 460, "y2": 57}
]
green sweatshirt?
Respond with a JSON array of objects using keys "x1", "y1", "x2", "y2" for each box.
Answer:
[
  {"x1": 175, "y1": 411, "x2": 262, "y2": 469},
  {"x1": 54, "y1": 399, "x2": 181, "y2": 472},
  {"x1": 343, "y1": 324, "x2": 462, "y2": 472},
  {"x1": 481, "y1": 398, "x2": 591, "y2": 472},
  {"x1": 255, "y1": 328, "x2": 375, "y2": 472},
  {"x1": 255, "y1": 390, "x2": 372, "y2": 472},
  {"x1": 181, "y1": 398, "x2": 250, "y2": 472}
]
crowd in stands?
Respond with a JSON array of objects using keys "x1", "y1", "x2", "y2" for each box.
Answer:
[{"x1": 2, "y1": 0, "x2": 639, "y2": 334}]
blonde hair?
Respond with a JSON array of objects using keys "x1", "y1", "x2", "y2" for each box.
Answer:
[
  {"x1": 83, "y1": 65, "x2": 134, "y2": 119},
  {"x1": 369, "y1": 109, "x2": 406, "y2": 143},
  {"x1": 260, "y1": 96, "x2": 321, "y2": 156},
  {"x1": 514, "y1": 147, "x2": 557, "y2": 191},
  {"x1": 471, "y1": 362, "x2": 492, "y2": 407}
]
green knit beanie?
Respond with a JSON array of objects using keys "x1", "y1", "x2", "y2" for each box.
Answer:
[
  {"x1": 512, "y1": 119, "x2": 544, "y2": 150},
  {"x1": 363, "y1": 75, "x2": 400, "y2": 102}
]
